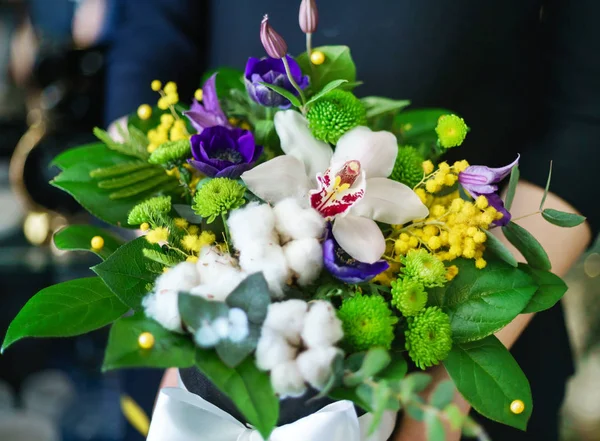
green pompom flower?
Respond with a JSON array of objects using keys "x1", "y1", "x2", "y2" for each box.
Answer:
[
  {"x1": 401, "y1": 249, "x2": 447, "y2": 288},
  {"x1": 148, "y1": 140, "x2": 191, "y2": 165},
  {"x1": 435, "y1": 114, "x2": 468, "y2": 148},
  {"x1": 128, "y1": 196, "x2": 172, "y2": 225},
  {"x1": 391, "y1": 278, "x2": 428, "y2": 317},
  {"x1": 405, "y1": 306, "x2": 452, "y2": 369},
  {"x1": 390, "y1": 146, "x2": 425, "y2": 188},
  {"x1": 337, "y1": 294, "x2": 398, "y2": 352},
  {"x1": 192, "y1": 178, "x2": 246, "y2": 223},
  {"x1": 307, "y1": 90, "x2": 367, "y2": 145}
]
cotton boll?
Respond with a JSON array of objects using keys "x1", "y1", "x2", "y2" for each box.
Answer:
[
  {"x1": 228, "y1": 308, "x2": 249, "y2": 342},
  {"x1": 283, "y1": 238, "x2": 324, "y2": 286},
  {"x1": 194, "y1": 247, "x2": 246, "y2": 301},
  {"x1": 273, "y1": 198, "x2": 326, "y2": 241},
  {"x1": 270, "y1": 361, "x2": 307, "y2": 398},
  {"x1": 228, "y1": 202, "x2": 276, "y2": 250},
  {"x1": 301, "y1": 300, "x2": 344, "y2": 348},
  {"x1": 155, "y1": 262, "x2": 200, "y2": 292},
  {"x1": 197, "y1": 247, "x2": 238, "y2": 278},
  {"x1": 239, "y1": 243, "x2": 290, "y2": 298},
  {"x1": 296, "y1": 347, "x2": 340, "y2": 390},
  {"x1": 194, "y1": 321, "x2": 220, "y2": 348},
  {"x1": 255, "y1": 328, "x2": 297, "y2": 371},
  {"x1": 142, "y1": 289, "x2": 182, "y2": 332},
  {"x1": 263, "y1": 299, "x2": 308, "y2": 346}
]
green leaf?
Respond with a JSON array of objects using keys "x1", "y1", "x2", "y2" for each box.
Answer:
[
  {"x1": 201, "y1": 67, "x2": 245, "y2": 98},
  {"x1": 53, "y1": 225, "x2": 124, "y2": 260},
  {"x1": 52, "y1": 142, "x2": 106, "y2": 169},
  {"x1": 400, "y1": 372, "x2": 432, "y2": 398},
  {"x1": 362, "y1": 96, "x2": 411, "y2": 119},
  {"x1": 443, "y1": 403, "x2": 465, "y2": 430},
  {"x1": 505, "y1": 165, "x2": 520, "y2": 211},
  {"x1": 483, "y1": 230, "x2": 518, "y2": 267},
  {"x1": 305, "y1": 79, "x2": 349, "y2": 105},
  {"x1": 376, "y1": 353, "x2": 408, "y2": 381},
  {"x1": 428, "y1": 258, "x2": 537, "y2": 342},
  {"x1": 297, "y1": 46, "x2": 357, "y2": 92},
  {"x1": 502, "y1": 222, "x2": 551, "y2": 271},
  {"x1": 328, "y1": 387, "x2": 372, "y2": 412},
  {"x1": 443, "y1": 335, "x2": 532, "y2": 431},
  {"x1": 195, "y1": 349, "x2": 279, "y2": 440},
  {"x1": 259, "y1": 82, "x2": 301, "y2": 108},
  {"x1": 2, "y1": 278, "x2": 127, "y2": 352},
  {"x1": 541, "y1": 208, "x2": 586, "y2": 228},
  {"x1": 310, "y1": 352, "x2": 345, "y2": 401},
  {"x1": 367, "y1": 382, "x2": 394, "y2": 435},
  {"x1": 344, "y1": 347, "x2": 391, "y2": 387},
  {"x1": 92, "y1": 237, "x2": 160, "y2": 310},
  {"x1": 253, "y1": 119, "x2": 279, "y2": 149},
  {"x1": 429, "y1": 380, "x2": 456, "y2": 410},
  {"x1": 93, "y1": 127, "x2": 148, "y2": 160},
  {"x1": 539, "y1": 161, "x2": 553, "y2": 210},
  {"x1": 102, "y1": 314, "x2": 195, "y2": 370},
  {"x1": 394, "y1": 108, "x2": 452, "y2": 145},
  {"x1": 225, "y1": 273, "x2": 271, "y2": 324},
  {"x1": 519, "y1": 264, "x2": 567, "y2": 313},
  {"x1": 425, "y1": 410, "x2": 446, "y2": 441},
  {"x1": 178, "y1": 293, "x2": 229, "y2": 331},
  {"x1": 215, "y1": 324, "x2": 260, "y2": 368}
]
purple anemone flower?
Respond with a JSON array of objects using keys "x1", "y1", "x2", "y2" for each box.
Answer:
[
  {"x1": 188, "y1": 126, "x2": 263, "y2": 178},
  {"x1": 458, "y1": 155, "x2": 520, "y2": 226},
  {"x1": 244, "y1": 55, "x2": 309, "y2": 108},
  {"x1": 184, "y1": 74, "x2": 231, "y2": 133},
  {"x1": 323, "y1": 229, "x2": 389, "y2": 283}
]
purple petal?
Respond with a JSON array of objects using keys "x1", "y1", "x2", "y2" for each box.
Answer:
[
  {"x1": 244, "y1": 57, "x2": 262, "y2": 79},
  {"x1": 460, "y1": 182, "x2": 499, "y2": 198},
  {"x1": 485, "y1": 193, "x2": 511, "y2": 226},
  {"x1": 185, "y1": 110, "x2": 222, "y2": 133},
  {"x1": 236, "y1": 130, "x2": 257, "y2": 163},
  {"x1": 459, "y1": 155, "x2": 520, "y2": 186},
  {"x1": 214, "y1": 163, "x2": 254, "y2": 179},
  {"x1": 323, "y1": 234, "x2": 389, "y2": 283},
  {"x1": 202, "y1": 73, "x2": 221, "y2": 113},
  {"x1": 250, "y1": 144, "x2": 264, "y2": 163},
  {"x1": 188, "y1": 159, "x2": 219, "y2": 177}
]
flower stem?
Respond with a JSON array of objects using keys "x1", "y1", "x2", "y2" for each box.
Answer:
[
  {"x1": 282, "y1": 56, "x2": 307, "y2": 112},
  {"x1": 221, "y1": 212, "x2": 231, "y2": 246},
  {"x1": 306, "y1": 32, "x2": 313, "y2": 57}
]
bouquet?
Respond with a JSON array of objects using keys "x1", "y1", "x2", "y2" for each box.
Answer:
[{"x1": 3, "y1": 1, "x2": 586, "y2": 440}]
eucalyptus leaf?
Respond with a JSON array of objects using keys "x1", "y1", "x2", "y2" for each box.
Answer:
[
  {"x1": 425, "y1": 410, "x2": 446, "y2": 441},
  {"x1": 502, "y1": 222, "x2": 551, "y2": 271},
  {"x1": 376, "y1": 353, "x2": 408, "y2": 381},
  {"x1": 483, "y1": 230, "x2": 518, "y2": 267},
  {"x1": 541, "y1": 209, "x2": 586, "y2": 228},
  {"x1": 429, "y1": 380, "x2": 456, "y2": 410},
  {"x1": 195, "y1": 349, "x2": 279, "y2": 440},
  {"x1": 2, "y1": 277, "x2": 128, "y2": 352},
  {"x1": 328, "y1": 387, "x2": 372, "y2": 412},
  {"x1": 102, "y1": 314, "x2": 195, "y2": 370},
  {"x1": 54, "y1": 225, "x2": 124, "y2": 260},
  {"x1": 215, "y1": 323, "x2": 260, "y2": 368},
  {"x1": 400, "y1": 372, "x2": 432, "y2": 398},
  {"x1": 297, "y1": 46, "x2": 357, "y2": 92},
  {"x1": 362, "y1": 96, "x2": 411, "y2": 119},
  {"x1": 178, "y1": 293, "x2": 229, "y2": 331},
  {"x1": 443, "y1": 335, "x2": 532, "y2": 430},
  {"x1": 344, "y1": 347, "x2": 391, "y2": 387},
  {"x1": 259, "y1": 82, "x2": 301, "y2": 108},
  {"x1": 306, "y1": 79, "x2": 349, "y2": 105},
  {"x1": 505, "y1": 165, "x2": 520, "y2": 211},
  {"x1": 367, "y1": 382, "x2": 393, "y2": 435},
  {"x1": 519, "y1": 264, "x2": 568, "y2": 313},
  {"x1": 225, "y1": 273, "x2": 271, "y2": 324}
]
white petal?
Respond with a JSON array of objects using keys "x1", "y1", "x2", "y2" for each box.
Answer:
[
  {"x1": 333, "y1": 126, "x2": 398, "y2": 178},
  {"x1": 241, "y1": 156, "x2": 311, "y2": 203},
  {"x1": 332, "y1": 215, "x2": 386, "y2": 264},
  {"x1": 351, "y1": 178, "x2": 430, "y2": 224},
  {"x1": 274, "y1": 110, "x2": 333, "y2": 180}
]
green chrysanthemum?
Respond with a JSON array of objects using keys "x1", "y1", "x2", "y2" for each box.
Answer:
[
  {"x1": 127, "y1": 196, "x2": 172, "y2": 225},
  {"x1": 391, "y1": 278, "x2": 428, "y2": 317},
  {"x1": 192, "y1": 178, "x2": 246, "y2": 223},
  {"x1": 401, "y1": 249, "x2": 447, "y2": 288},
  {"x1": 405, "y1": 306, "x2": 452, "y2": 369},
  {"x1": 307, "y1": 90, "x2": 367, "y2": 145},
  {"x1": 148, "y1": 139, "x2": 191, "y2": 165},
  {"x1": 390, "y1": 145, "x2": 425, "y2": 188},
  {"x1": 337, "y1": 294, "x2": 398, "y2": 352},
  {"x1": 435, "y1": 114, "x2": 468, "y2": 148}
]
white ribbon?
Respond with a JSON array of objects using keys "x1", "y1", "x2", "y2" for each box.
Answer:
[{"x1": 147, "y1": 387, "x2": 396, "y2": 441}]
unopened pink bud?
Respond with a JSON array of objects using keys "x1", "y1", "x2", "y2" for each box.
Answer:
[
  {"x1": 299, "y1": 0, "x2": 318, "y2": 34},
  {"x1": 260, "y1": 15, "x2": 288, "y2": 59}
]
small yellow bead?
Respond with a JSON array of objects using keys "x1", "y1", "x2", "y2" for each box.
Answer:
[
  {"x1": 140, "y1": 222, "x2": 150, "y2": 231},
  {"x1": 91, "y1": 236, "x2": 104, "y2": 250},
  {"x1": 160, "y1": 114, "x2": 175, "y2": 126},
  {"x1": 310, "y1": 50, "x2": 326, "y2": 65},
  {"x1": 138, "y1": 332, "x2": 155, "y2": 349},
  {"x1": 137, "y1": 104, "x2": 153, "y2": 120},
  {"x1": 194, "y1": 88, "x2": 204, "y2": 101},
  {"x1": 151, "y1": 80, "x2": 162, "y2": 91},
  {"x1": 166, "y1": 93, "x2": 179, "y2": 105},
  {"x1": 510, "y1": 399, "x2": 525, "y2": 415},
  {"x1": 163, "y1": 81, "x2": 177, "y2": 95},
  {"x1": 158, "y1": 97, "x2": 170, "y2": 110}
]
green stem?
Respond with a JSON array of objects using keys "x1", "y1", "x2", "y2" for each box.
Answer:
[
  {"x1": 282, "y1": 56, "x2": 307, "y2": 112},
  {"x1": 265, "y1": 106, "x2": 274, "y2": 121},
  {"x1": 306, "y1": 33, "x2": 313, "y2": 57},
  {"x1": 221, "y1": 212, "x2": 231, "y2": 246}
]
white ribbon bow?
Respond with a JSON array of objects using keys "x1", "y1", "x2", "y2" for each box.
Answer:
[{"x1": 147, "y1": 387, "x2": 395, "y2": 441}]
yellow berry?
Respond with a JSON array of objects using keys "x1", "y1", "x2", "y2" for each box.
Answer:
[
  {"x1": 140, "y1": 222, "x2": 150, "y2": 231},
  {"x1": 163, "y1": 81, "x2": 177, "y2": 95},
  {"x1": 137, "y1": 104, "x2": 152, "y2": 120},
  {"x1": 160, "y1": 114, "x2": 175, "y2": 126},
  {"x1": 166, "y1": 93, "x2": 179, "y2": 105},
  {"x1": 194, "y1": 88, "x2": 204, "y2": 101},
  {"x1": 510, "y1": 400, "x2": 525, "y2": 415},
  {"x1": 310, "y1": 50, "x2": 326, "y2": 65},
  {"x1": 466, "y1": 226, "x2": 478, "y2": 237},
  {"x1": 158, "y1": 97, "x2": 170, "y2": 110},
  {"x1": 151, "y1": 80, "x2": 162, "y2": 91},
  {"x1": 422, "y1": 160, "x2": 435, "y2": 175},
  {"x1": 453, "y1": 159, "x2": 470, "y2": 173},
  {"x1": 90, "y1": 236, "x2": 104, "y2": 250},
  {"x1": 463, "y1": 248, "x2": 476, "y2": 259},
  {"x1": 228, "y1": 117, "x2": 239, "y2": 126},
  {"x1": 138, "y1": 332, "x2": 155, "y2": 349}
]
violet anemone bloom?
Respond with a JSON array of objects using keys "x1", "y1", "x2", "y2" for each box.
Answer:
[
  {"x1": 244, "y1": 55, "x2": 309, "y2": 108},
  {"x1": 458, "y1": 155, "x2": 520, "y2": 226},
  {"x1": 323, "y1": 230, "x2": 389, "y2": 283},
  {"x1": 189, "y1": 126, "x2": 262, "y2": 178},
  {"x1": 184, "y1": 74, "x2": 231, "y2": 133}
]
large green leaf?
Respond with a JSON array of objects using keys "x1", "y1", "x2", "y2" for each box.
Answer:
[
  {"x1": 502, "y1": 222, "x2": 551, "y2": 271},
  {"x1": 428, "y1": 258, "x2": 537, "y2": 342},
  {"x1": 519, "y1": 264, "x2": 568, "y2": 313},
  {"x1": 195, "y1": 349, "x2": 279, "y2": 440},
  {"x1": 362, "y1": 96, "x2": 411, "y2": 119},
  {"x1": 443, "y1": 335, "x2": 532, "y2": 430},
  {"x1": 305, "y1": 79, "x2": 349, "y2": 105},
  {"x1": 52, "y1": 142, "x2": 106, "y2": 169},
  {"x1": 483, "y1": 230, "x2": 518, "y2": 267},
  {"x1": 2, "y1": 277, "x2": 127, "y2": 352},
  {"x1": 225, "y1": 273, "x2": 271, "y2": 324},
  {"x1": 54, "y1": 225, "x2": 124, "y2": 260},
  {"x1": 541, "y1": 209, "x2": 586, "y2": 228},
  {"x1": 93, "y1": 237, "x2": 159, "y2": 310},
  {"x1": 297, "y1": 46, "x2": 357, "y2": 93},
  {"x1": 102, "y1": 314, "x2": 195, "y2": 371},
  {"x1": 200, "y1": 67, "x2": 245, "y2": 98},
  {"x1": 394, "y1": 108, "x2": 452, "y2": 145}
]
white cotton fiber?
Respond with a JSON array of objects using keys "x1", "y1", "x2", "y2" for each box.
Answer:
[
  {"x1": 228, "y1": 202, "x2": 276, "y2": 250},
  {"x1": 255, "y1": 328, "x2": 297, "y2": 371},
  {"x1": 301, "y1": 300, "x2": 344, "y2": 348},
  {"x1": 270, "y1": 361, "x2": 307, "y2": 398},
  {"x1": 155, "y1": 261, "x2": 200, "y2": 292},
  {"x1": 296, "y1": 347, "x2": 340, "y2": 390},
  {"x1": 263, "y1": 299, "x2": 308, "y2": 346},
  {"x1": 273, "y1": 198, "x2": 325, "y2": 241},
  {"x1": 239, "y1": 243, "x2": 290, "y2": 298},
  {"x1": 283, "y1": 238, "x2": 323, "y2": 286}
]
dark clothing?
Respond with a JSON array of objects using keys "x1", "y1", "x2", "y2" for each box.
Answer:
[{"x1": 107, "y1": 1, "x2": 599, "y2": 439}]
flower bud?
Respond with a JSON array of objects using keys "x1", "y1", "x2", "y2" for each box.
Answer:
[
  {"x1": 299, "y1": 0, "x2": 318, "y2": 34},
  {"x1": 260, "y1": 15, "x2": 288, "y2": 59}
]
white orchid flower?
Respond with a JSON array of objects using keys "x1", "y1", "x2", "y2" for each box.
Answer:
[{"x1": 241, "y1": 111, "x2": 429, "y2": 264}]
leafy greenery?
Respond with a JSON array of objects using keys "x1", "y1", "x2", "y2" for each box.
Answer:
[
  {"x1": 443, "y1": 335, "x2": 532, "y2": 430},
  {"x1": 361, "y1": 96, "x2": 411, "y2": 119},
  {"x1": 225, "y1": 273, "x2": 271, "y2": 324},
  {"x1": 428, "y1": 258, "x2": 537, "y2": 342},
  {"x1": 297, "y1": 46, "x2": 357, "y2": 93},
  {"x1": 505, "y1": 165, "x2": 520, "y2": 211},
  {"x1": 102, "y1": 314, "x2": 195, "y2": 370},
  {"x1": 541, "y1": 209, "x2": 586, "y2": 228},
  {"x1": 200, "y1": 67, "x2": 246, "y2": 99},
  {"x1": 483, "y1": 230, "x2": 518, "y2": 267},
  {"x1": 502, "y1": 222, "x2": 551, "y2": 271},
  {"x1": 305, "y1": 79, "x2": 349, "y2": 106},
  {"x1": 259, "y1": 82, "x2": 301, "y2": 108},
  {"x1": 519, "y1": 264, "x2": 568, "y2": 313},
  {"x1": 2, "y1": 278, "x2": 127, "y2": 352},
  {"x1": 539, "y1": 161, "x2": 553, "y2": 210},
  {"x1": 53, "y1": 225, "x2": 124, "y2": 260}
]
